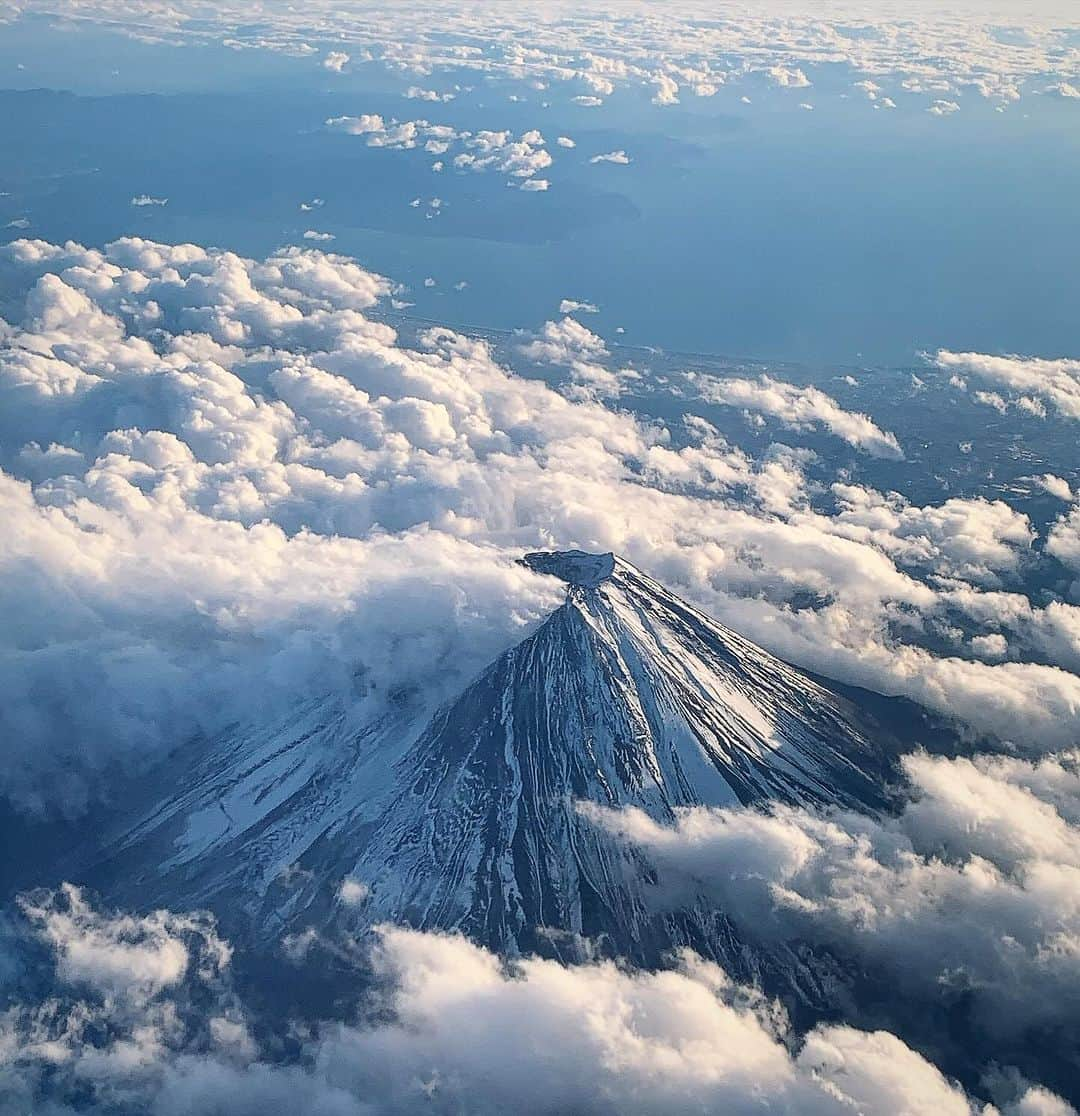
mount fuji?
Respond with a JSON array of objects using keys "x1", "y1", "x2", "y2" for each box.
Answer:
[{"x1": 96, "y1": 551, "x2": 928, "y2": 981}]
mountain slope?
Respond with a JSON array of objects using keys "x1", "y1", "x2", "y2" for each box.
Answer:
[
  {"x1": 98, "y1": 551, "x2": 908, "y2": 980},
  {"x1": 97, "y1": 694, "x2": 423, "y2": 934},
  {"x1": 344, "y1": 551, "x2": 896, "y2": 964}
]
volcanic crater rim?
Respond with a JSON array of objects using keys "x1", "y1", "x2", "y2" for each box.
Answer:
[{"x1": 520, "y1": 550, "x2": 617, "y2": 588}]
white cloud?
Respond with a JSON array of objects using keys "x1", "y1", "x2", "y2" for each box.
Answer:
[
  {"x1": 325, "y1": 112, "x2": 388, "y2": 136},
  {"x1": 520, "y1": 315, "x2": 608, "y2": 362},
  {"x1": 936, "y1": 350, "x2": 1080, "y2": 422},
  {"x1": 928, "y1": 99, "x2": 961, "y2": 115},
  {"x1": 302, "y1": 230, "x2": 335, "y2": 241},
  {"x1": 337, "y1": 878, "x2": 370, "y2": 907},
  {"x1": 1, "y1": 235, "x2": 1079, "y2": 823},
  {"x1": 975, "y1": 389, "x2": 1009, "y2": 413},
  {"x1": 589, "y1": 149, "x2": 630, "y2": 165},
  {"x1": 556, "y1": 135, "x2": 575, "y2": 148},
  {"x1": 559, "y1": 299, "x2": 598, "y2": 315},
  {"x1": 584, "y1": 748, "x2": 1080, "y2": 1041},
  {"x1": 8, "y1": 889, "x2": 1070, "y2": 1116},
  {"x1": 18, "y1": 883, "x2": 228, "y2": 1000},
  {"x1": 650, "y1": 73, "x2": 680, "y2": 105},
  {"x1": 972, "y1": 631, "x2": 1009, "y2": 659},
  {"x1": 828, "y1": 485, "x2": 1034, "y2": 584},
  {"x1": 322, "y1": 50, "x2": 349, "y2": 72},
  {"x1": 519, "y1": 316, "x2": 636, "y2": 395},
  {"x1": 1048, "y1": 505, "x2": 1080, "y2": 575},
  {"x1": 1, "y1": 886, "x2": 249, "y2": 1112},
  {"x1": 131, "y1": 195, "x2": 168, "y2": 207},
  {"x1": 326, "y1": 114, "x2": 554, "y2": 180},
  {"x1": 328, "y1": 926, "x2": 993, "y2": 1116},
  {"x1": 1033, "y1": 475, "x2": 1074, "y2": 502},
  {"x1": 405, "y1": 85, "x2": 454, "y2": 102},
  {"x1": 767, "y1": 65, "x2": 811, "y2": 88},
  {"x1": 689, "y1": 374, "x2": 903, "y2": 459},
  {"x1": 10, "y1": 0, "x2": 1076, "y2": 114}
]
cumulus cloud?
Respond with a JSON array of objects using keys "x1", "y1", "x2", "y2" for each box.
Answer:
[
  {"x1": 329, "y1": 927, "x2": 1003, "y2": 1116},
  {"x1": 8, "y1": 0, "x2": 1078, "y2": 115},
  {"x1": 559, "y1": 298, "x2": 598, "y2": 314},
  {"x1": 455, "y1": 128, "x2": 552, "y2": 178},
  {"x1": 767, "y1": 65, "x2": 811, "y2": 88},
  {"x1": 519, "y1": 315, "x2": 637, "y2": 396},
  {"x1": 326, "y1": 113, "x2": 426, "y2": 149},
  {"x1": 1047, "y1": 82, "x2": 1080, "y2": 99},
  {"x1": 935, "y1": 350, "x2": 1080, "y2": 422},
  {"x1": 589, "y1": 149, "x2": 631, "y2": 164},
  {"x1": 1048, "y1": 505, "x2": 1080, "y2": 576},
  {"x1": 584, "y1": 748, "x2": 1080, "y2": 1058},
  {"x1": 0, "y1": 885, "x2": 252, "y2": 1114},
  {"x1": 0, "y1": 886, "x2": 255, "y2": 1114},
  {"x1": 17, "y1": 882, "x2": 228, "y2": 999},
  {"x1": 650, "y1": 73, "x2": 680, "y2": 105},
  {"x1": 827, "y1": 485, "x2": 1034, "y2": 585},
  {"x1": 130, "y1": 194, "x2": 168, "y2": 207},
  {"x1": 1033, "y1": 475, "x2": 1073, "y2": 502},
  {"x1": 972, "y1": 631, "x2": 1009, "y2": 659},
  {"x1": 5, "y1": 889, "x2": 1070, "y2": 1116},
  {"x1": 975, "y1": 390, "x2": 1010, "y2": 414},
  {"x1": 688, "y1": 373, "x2": 904, "y2": 459},
  {"x1": 404, "y1": 85, "x2": 454, "y2": 102},
  {"x1": 322, "y1": 50, "x2": 349, "y2": 72},
  {"x1": 1, "y1": 235, "x2": 1079, "y2": 823},
  {"x1": 337, "y1": 878, "x2": 370, "y2": 907},
  {"x1": 326, "y1": 115, "x2": 554, "y2": 180}
]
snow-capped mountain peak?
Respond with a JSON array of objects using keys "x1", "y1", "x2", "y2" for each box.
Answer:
[
  {"x1": 100, "y1": 550, "x2": 903, "y2": 970},
  {"x1": 519, "y1": 549, "x2": 617, "y2": 587},
  {"x1": 345, "y1": 551, "x2": 897, "y2": 959}
]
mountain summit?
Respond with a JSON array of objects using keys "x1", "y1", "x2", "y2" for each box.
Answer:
[
  {"x1": 102, "y1": 551, "x2": 904, "y2": 971},
  {"x1": 518, "y1": 549, "x2": 617, "y2": 587},
  {"x1": 349, "y1": 551, "x2": 894, "y2": 960}
]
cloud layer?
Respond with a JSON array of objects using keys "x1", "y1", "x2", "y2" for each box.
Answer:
[
  {"x1": 2, "y1": 887, "x2": 1073, "y2": 1116},
  {"x1": 937, "y1": 350, "x2": 1080, "y2": 422},
  {"x1": 10, "y1": 0, "x2": 1080, "y2": 113},
  {"x1": 584, "y1": 748, "x2": 1080, "y2": 1067},
  {"x1": 687, "y1": 373, "x2": 904, "y2": 459},
  {"x1": 1, "y1": 235, "x2": 1079, "y2": 817},
  {"x1": 325, "y1": 115, "x2": 553, "y2": 186}
]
